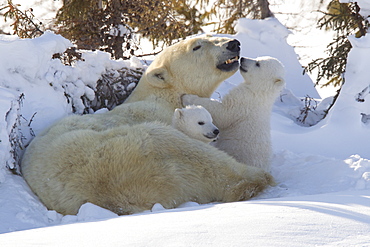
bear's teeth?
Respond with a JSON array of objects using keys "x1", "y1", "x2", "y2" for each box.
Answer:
[{"x1": 225, "y1": 56, "x2": 239, "y2": 64}]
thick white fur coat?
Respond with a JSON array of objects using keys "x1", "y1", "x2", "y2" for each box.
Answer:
[{"x1": 21, "y1": 37, "x2": 273, "y2": 215}]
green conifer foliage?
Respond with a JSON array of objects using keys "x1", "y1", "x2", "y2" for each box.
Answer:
[
  {"x1": 209, "y1": 0, "x2": 273, "y2": 34},
  {"x1": 306, "y1": 0, "x2": 369, "y2": 88},
  {"x1": 55, "y1": 0, "x2": 208, "y2": 59},
  {"x1": 1, "y1": 0, "x2": 273, "y2": 58},
  {"x1": 0, "y1": 0, "x2": 44, "y2": 38}
]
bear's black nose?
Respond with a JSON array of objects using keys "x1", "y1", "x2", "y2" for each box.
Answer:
[
  {"x1": 226, "y1": 39, "x2": 240, "y2": 52},
  {"x1": 213, "y1": 129, "x2": 220, "y2": 135}
]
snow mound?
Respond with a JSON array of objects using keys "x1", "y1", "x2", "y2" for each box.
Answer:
[{"x1": 224, "y1": 18, "x2": 320, "y2": 99}]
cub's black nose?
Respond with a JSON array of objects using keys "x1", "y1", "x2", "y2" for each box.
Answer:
[
  {"x1": 226, "y1": 39, "x2": 241, "y2": 52},
  {"x1": 213, "y1": 129, "x2": 220, "y2": 135}
]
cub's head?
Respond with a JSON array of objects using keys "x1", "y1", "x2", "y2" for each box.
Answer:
[
  {"x1": 239, "y1": 56, "x2": 285, "y2": 93},
  {"x1": 144, "y1": 35, "x2": 241, "y2": 98},
  {"x1": 172, "y1": 105, "x2": 219, "y2": 143}
]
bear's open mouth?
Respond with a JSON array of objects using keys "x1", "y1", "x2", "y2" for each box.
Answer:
[
  {"x1": 217, "y1": 56, "x2": 240, "y2": 71},
  {"x1": 225, "y1": 56, "x2": 239, "y2": 64}
]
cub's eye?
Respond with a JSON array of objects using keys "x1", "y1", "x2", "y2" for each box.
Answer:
[
  {"x1": 193, "y1": 45, "x2": 201, "y2": 51},
  {"x1": 198, "y1": 121, "x2": 205, "y2": 125},
  {"x1": 256, "y1": 62, "x2": 260, "y2": 67}
]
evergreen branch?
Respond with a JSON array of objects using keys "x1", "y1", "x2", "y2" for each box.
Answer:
[{"x1": 0, "y1": 0, "x2": 44, "y2": 38}]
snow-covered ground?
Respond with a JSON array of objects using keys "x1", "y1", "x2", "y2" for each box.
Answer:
[
  {"x1": 1, "y1": 1, "x2": 370, "y2": 246},
  {"x1": 1, "y1": 191, "x2": 370, "y2": 247}
]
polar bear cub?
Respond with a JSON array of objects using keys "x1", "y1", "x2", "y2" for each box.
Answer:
[
  {"x1": 183, "y1": 56, "x2": 285, "y2": 171},
  {"x1": 172, "y1": 105, "x2": 219, "y2": 143}
]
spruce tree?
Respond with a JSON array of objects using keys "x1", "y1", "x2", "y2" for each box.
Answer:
[
  {"x1": 306, "y1": 0, "x2": 369, "y2": 88},
  {"x1": 50, "y1": 0, "x2": 274, "y2": 58},
  {"x1": 55, "y1": 0, "x2": 207, "y2": 59},
  {"x1": 0, "y1": 0, "x2": 44, "y2": 38},
  {"x1": 1, "y1": 0, "x2": 273, "y2": 58},
  {"x1": 209, "y1": 0, "x2": 273, "y2": 34}
]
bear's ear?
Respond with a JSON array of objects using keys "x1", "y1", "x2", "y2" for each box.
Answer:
[
  {"x1": 174, "y1": 108, "x2": 184, "y2": 120},
  {"x1": 275, "y1": 77, "x2": 285, "y2": 87},
  {"x1": 147, "y1": 67, "x2": 172, "y2": 89}
]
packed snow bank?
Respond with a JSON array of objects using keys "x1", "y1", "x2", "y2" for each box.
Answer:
[
  {"x1": 0, "y1": 31, "x2": 72, "y2": 136},
  {"x1": 0, "y1": 31, "x2": 143, "y2": 134},
  {"x1": 0, "y1": 31, "x2": 143, "y2": 174},
  {"x1": 221, "y1": 18, "x2": 320, "y2": 99},
  {"x1": 270, "y1": 33, "x2": 370, "y2": 159},
  {"x1": 265, "y1": 151, "x2": 370, "y2": 198},
  {"x1": 329, "y1": 34, "x2": 370, "y2": 126},
  {"x1": 1, "y1": 190, "x2": 369, "y2": 247}
]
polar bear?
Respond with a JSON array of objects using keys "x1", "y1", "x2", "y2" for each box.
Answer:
[
  {"x1": 21, "y1": 36, "x2": 274, "y2": 216},
  {"x1": 183, "y1": 56, "x2": 285, "y2": 171},
  {"x1": 172, "y1": 105, "x2": 219, "y2": 143}
]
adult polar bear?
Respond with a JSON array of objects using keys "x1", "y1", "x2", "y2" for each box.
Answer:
[{"x1": 21, "y1": 35, "x2": 273, "y2": 215}]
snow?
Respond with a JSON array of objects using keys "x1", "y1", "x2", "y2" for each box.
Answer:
[
  {"x1": 1, "y1": 191, "x2": 370, "y2": 246},
  {"x1": 235, "y1": 18, "x2": 320, "y2": 99},
  {"x1": 1, "y1": 7, "x2": 370, "y2": 247},
  {"x1": 269, "y1": 0, "x2": 338, "y2": 99},
  {"x1": 212, "y1": 18, "x2": 320, "y2": 99}
]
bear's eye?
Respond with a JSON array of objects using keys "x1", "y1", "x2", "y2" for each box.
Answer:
[
  {"x1": 193, "y1": 45, "x2": 201, "y2": 51},
  {"x1": 256, "y1": 62, "x2": 260, "y2": 67},
  {"x1": 198, "y1": 121, "x2": 205, "y2": 125}
]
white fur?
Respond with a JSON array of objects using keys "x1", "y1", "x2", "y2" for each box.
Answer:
[
  {"x1": 172, "y1": 105, "x2": 219, "y2": 143},
  {"x1": 182, "y1": 56, "x2": 285, "y2": 171},
  {"x1": 21, "y1": 37, "x2": 273, "y2": 215}
]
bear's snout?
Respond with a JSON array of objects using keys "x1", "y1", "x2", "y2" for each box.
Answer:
[
  {"x1": 204, "y1": 128, "x2": 219, "y2": 141},
  {"x1": 226, "y1": 40, "x2": 241, "y2": 52}
]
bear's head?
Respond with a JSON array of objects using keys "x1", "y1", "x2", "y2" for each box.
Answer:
[
  {"x1": 239, "y1": 56, "x2": 285, "y2": 93},
  {"x1": 127, "y1": 35, "x2": 240, "y2": 106},
  {"x1": 172, "y1": 105, "x2": 219, "y2": 143}
]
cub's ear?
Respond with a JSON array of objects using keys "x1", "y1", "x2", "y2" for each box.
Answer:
[
  {"x1": 146, "y1": 67, "x2": 172, "y2": 89},
  {"x1": 174, "y1": 108, "x2": 184, "y2": 119},
  {"x1": 275, "y1": 77, "x2": 285, "y2": 87}
]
